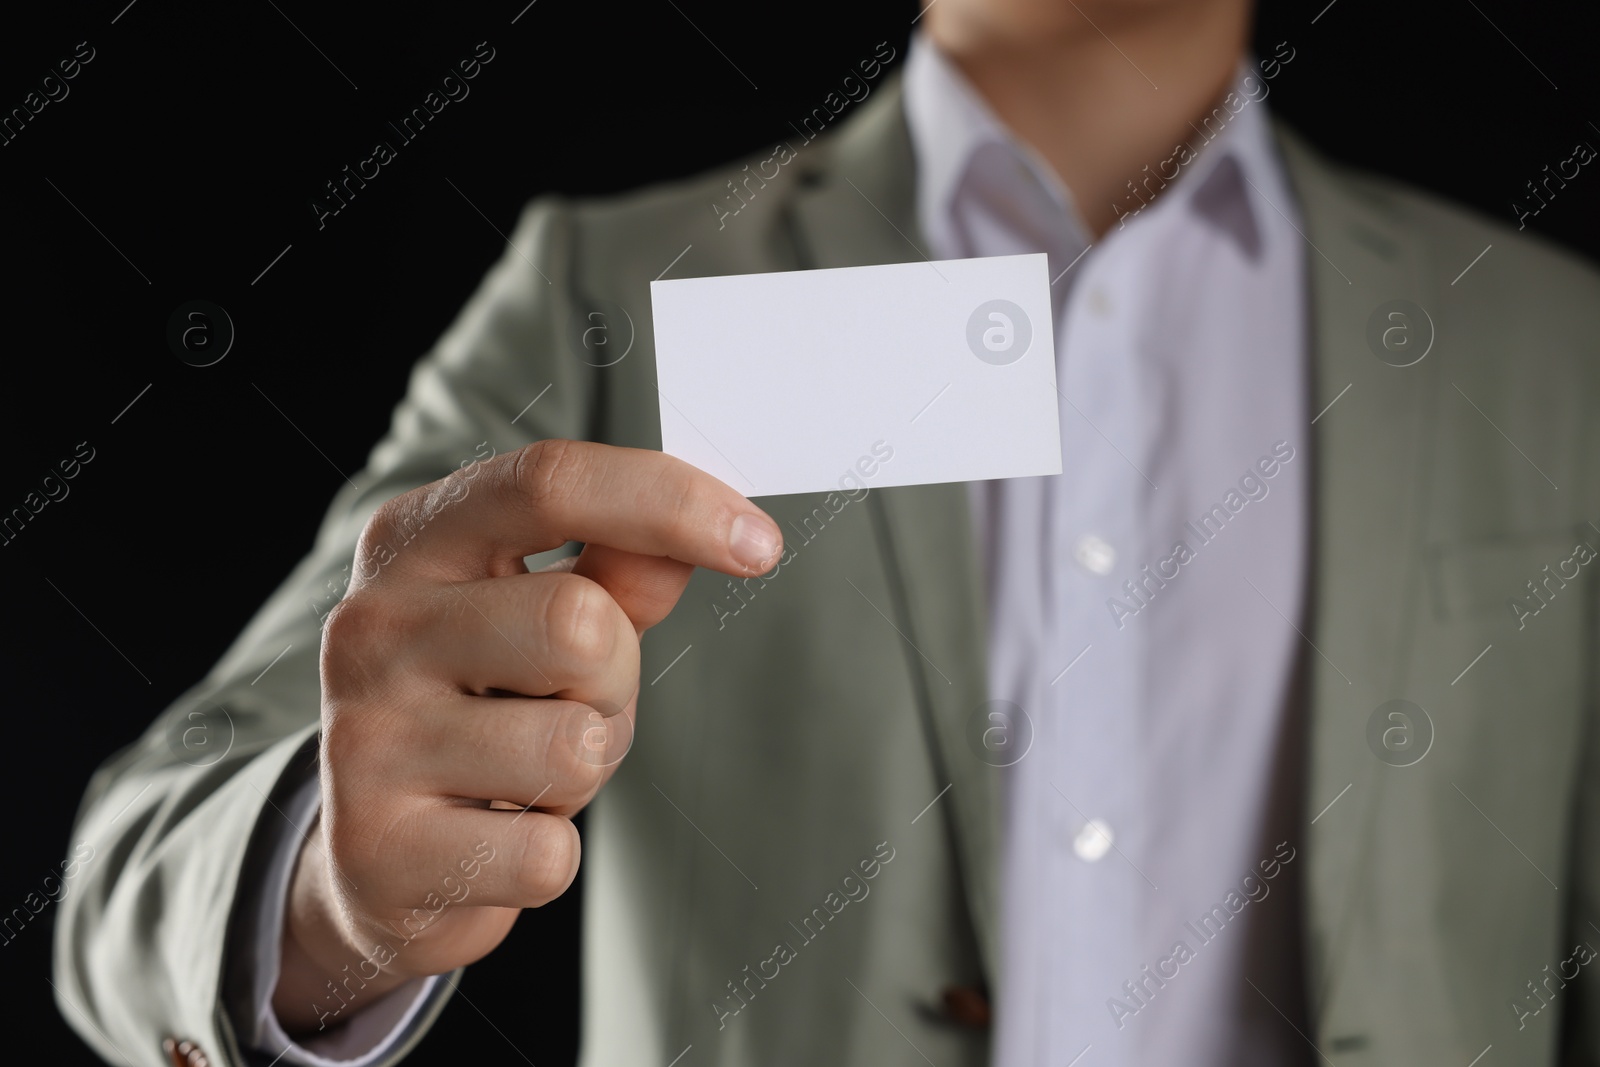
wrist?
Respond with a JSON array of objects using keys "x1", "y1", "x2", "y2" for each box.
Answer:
[{"x1": 271, "y1": 816, "x2": 411, "y2": 1035}]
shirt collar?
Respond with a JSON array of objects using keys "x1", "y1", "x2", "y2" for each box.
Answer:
[
  {"x1": 903, "y1": 31, "x2": 1280, "y2": 264},
  {"x1": 904, "y1": 34, "x2": 1077, "y2": 259}
]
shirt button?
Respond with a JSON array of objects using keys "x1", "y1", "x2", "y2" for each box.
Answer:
[
  {"x1": 1088, "y1": 288, "x2": 1113, "y2": 317},
  {"x1": 1073, "y1": 534, "x2": 1116, "y2": 576},
  {"x1": 1073, "y1": 819, "x2": 1115, "y2": 862}
]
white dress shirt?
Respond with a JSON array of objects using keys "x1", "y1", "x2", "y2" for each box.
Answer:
[
  {"x1": 244, "y1": 33, "x2": 1316, "y2": 1066},
  {"x1": 904, "y1": 36, "x2": 1314, "y2": 1067}
]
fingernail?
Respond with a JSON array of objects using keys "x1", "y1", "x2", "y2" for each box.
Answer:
[{"x1": 729, "y1": 513, "x2": 782, "y2": 570}]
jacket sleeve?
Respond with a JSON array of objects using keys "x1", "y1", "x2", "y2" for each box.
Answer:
[{"x1": 52, "y1": 196, "x2": 595, "y2": 1066}]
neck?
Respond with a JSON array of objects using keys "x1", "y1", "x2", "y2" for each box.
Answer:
[{"x1": 926, "y1": 2, "x2": 1251, "y2": 238}]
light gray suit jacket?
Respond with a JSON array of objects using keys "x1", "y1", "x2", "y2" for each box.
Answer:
[{"x1": 55, "y1": 76, "x2": 1600, "y2": 1066}]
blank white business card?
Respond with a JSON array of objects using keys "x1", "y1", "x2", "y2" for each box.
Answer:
[{"x1": 650, "y1": 253, "x2": 1061, "y2": 498}]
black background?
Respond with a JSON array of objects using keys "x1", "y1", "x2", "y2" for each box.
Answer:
[{"x1": 1, "y1": 1, "x2": 1596, "y2": 1063}]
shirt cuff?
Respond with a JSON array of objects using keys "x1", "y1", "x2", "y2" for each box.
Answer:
[{"x1": 239, "y1": 774, "x2": 445, "y2": 1066}]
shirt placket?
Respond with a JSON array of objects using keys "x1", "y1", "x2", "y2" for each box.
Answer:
[{"x1": 1044, "y1": 230, "x2": 1149, "y2": 1067}]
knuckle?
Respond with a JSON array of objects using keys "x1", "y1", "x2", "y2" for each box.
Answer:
[
  {"x1": 319, "y1": 596, "x2": 421, "y2": 761},
  {"x1": 320, "y1": 595, "x2": 378, "y2": 681},
  {"x1": 364, "y1": 495, "x2": 404, "y2": 540},
  {"x1": 319, "y1": 593, "x2": 406, "y2": 697},
  {"x1": 355, "y1": 497, "x2": 408, "y2": 576},
  {"x1": 664, "y1": 467, "x2": 713, "y2": 532},
  {"x1": 321, "y1": 593, "x2": 374, "y2": 651},
  {"x1": 513, "y1": 439, "x2": 580, "y2": 515}
]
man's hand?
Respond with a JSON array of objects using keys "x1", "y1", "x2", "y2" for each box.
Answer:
[{"x1": 272, "y1": 441, "x2": 783, "y2": 1033}]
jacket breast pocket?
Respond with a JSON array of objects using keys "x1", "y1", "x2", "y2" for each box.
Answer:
[
  {"x1": 1417, "y1": 532, "x2": 1592, "y2": 847},
  {"x1": 1426, "y1": 531, "x2": 1598, "y2": 625}
]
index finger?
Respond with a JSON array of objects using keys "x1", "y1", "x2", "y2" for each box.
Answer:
[{"x1": 363, "y1": 440, "x2": 783, "y2": 582}]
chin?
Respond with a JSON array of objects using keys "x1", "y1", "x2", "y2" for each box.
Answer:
[{"x1": 929, "y1": 0, "x2": 1229, "y2": 40}]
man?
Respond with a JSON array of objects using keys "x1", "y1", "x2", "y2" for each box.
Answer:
[{"x1": 56, "y1": 0, "x2": 1600, "y2": 1063}]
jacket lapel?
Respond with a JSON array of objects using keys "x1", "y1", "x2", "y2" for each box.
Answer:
[
  {"x1": 1272, "y1": 122, "x2": 1444, "y2": 1027},
  {"x1": 783, "y1": 80, "x2": 1003, "y2": 979}
]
